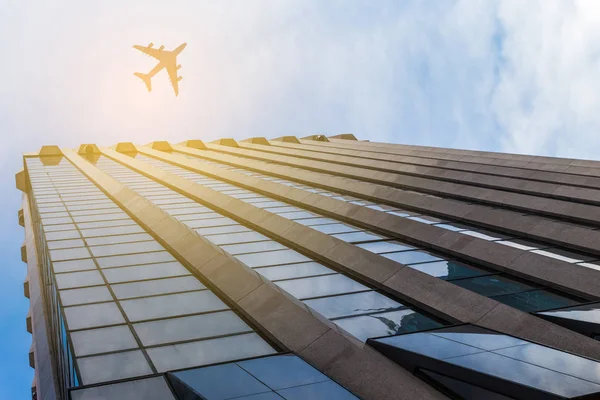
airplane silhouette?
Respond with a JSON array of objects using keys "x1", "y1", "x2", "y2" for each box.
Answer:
[{"x1": 133, "y1": 42, "x2": 187, "y2": 96}]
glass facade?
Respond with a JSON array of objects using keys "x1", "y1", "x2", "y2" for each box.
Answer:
[
  {"x1": 177, "y1": 146, "x2": 600, "y2": 273},
  {"x1": 25, "y1": 156, "x2": 276, "y2": 391},
  {"x1": 18, "y1": 138, "x2": 600, "y2": 400},
  {"x1": 90, "y1": 155, "x2": 444, "y2": 342},
  {"x1": 369, "y1": 324, "x2": 600, "y2": 399},
  {"x1": 117, "y1": 152, "x2": 584, "y2": 314}
]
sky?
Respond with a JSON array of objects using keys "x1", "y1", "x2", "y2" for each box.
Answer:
[{"x1": 1, "y1": 0, "x2": 600, "y2": 398}]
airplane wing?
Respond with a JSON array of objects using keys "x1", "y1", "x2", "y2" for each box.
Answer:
[
  {"x1": 133, "y1": 45, "x2": 164, "y2": 60},
  {"x1": 165, "y1": 61, "x2": 181, "y2": 96}
]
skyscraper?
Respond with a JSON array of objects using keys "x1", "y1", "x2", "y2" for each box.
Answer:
[{"x1": 17, "y1": 134, "x2": 600, "y2": 400}]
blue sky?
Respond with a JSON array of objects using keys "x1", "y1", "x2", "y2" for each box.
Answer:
[{"x1": 1, "y1": 1, "x2": 600, "y2": 398}]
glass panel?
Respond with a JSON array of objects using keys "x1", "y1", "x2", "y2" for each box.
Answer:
[
  {"x1": 134, "y1": 311, "x2": 251, "y2": 346},
  {"x1": 45, "y1": 230, "x2": 81, "y2": 241},
  {"x1": 173, "y1": 363, "x2": 271, "y2": 399},
  {"x1": 43, "y1": 223, "x2": 77, "y2": 232},
  {"x1": 55, "y1": 270, "x2": 104, "y2": 289},
  {"x1": 294, "y1": 218, "x2": 338, "y2": 226},
  {"x1": 120, "y1": 291, "x2": 228, "y2": 322},
  {"x1": 310, "y1": 223, "x2": 361, "y2": 235},
  {"x1": 90, "y1": 241, "x2": 164, "y2": 257},
  {"x1": 356, "y1": 241, "x2": 415, "y2": 254},
  {"x1": 461, "y1": 229, "x2": 512, "y2": 241},
  {"x1": 250, "y1": 201, "x2": 289, "y2": 208},
  {"x1": 147, "y1": 333, "x2": 276, "y2": 372},
  {"x1": 97, "y1": 251, "x2": 175, "y2": 269},
  {"x1": 222, "y1": 241, "x2": 287, "y2": 255},
  {"x1": 103, "y1": 262, "x2": 190, "y2": 284},
  {"x1": 382, "y1": 250, "x2": 443, "y2": 265},
  {"x1": 276, "y1": 380, "x2": 358, "y2": 400},
  {"x1": 266, "y1": 206, "x2": 301, "y2": 213},
  {"x1": 49, "y1": 247, "x2": 91, "y2": 262},
  {"x1": 47, "y1": 239, "x2": 85, "y2": 250},
  {"x1": 239, "y1": 354, "x2": 329, "y2": 390},
  {"x1": 205, "y1": 231, "x2": 270, "y2": 245},
  {"x1": 532, "y1": 249, "x2": 595, "y2": 264},
  {"x1": 185, "y1": 217, "x2": 238, "y2": 228},
  {"x1": 64, "y1": 302, "x2": 125, "y2": 330},
  {"x1": 433, "y1": 223, "x2": 470, "y2": 232},
  {"x1": 374, "y1": 332, "x2": 483, "y2": 360},
  {"x1": 388, "y1": 210, "x2": 420, "y2": 217},
  {"x1": 447, "y1": 351, "x2": 600, "y2": 398},
  {"x1": 79, "y1": 225, "x2": 145, "y2": 237},
  {"x1": 60, "y1": 286, "x2": 112, "y2": 306},
  {"x1": 72, "y1": 212, "x2": 129, "y2": 223},
  {"x1": 538, "y1": 304, "x2": 600, "y2": 324},
  {"x1": 419, "y1": 369, "x2": 516, "y2": 400},
  {"x1": 577, "y1": 262, "x2": 600, "y2": 271},
  {"x1": 256, "y1": 262, "x2": 333, "y2": 281},
  {"x1": 53, "y1": 258, "x2": 97, "y2": 273},
  {"x1": 196, "y1": 225, "x2": 250, "y2": 236},
  {"x1": 408, "y1": 260, "x2": 491, "y2": 280},
  {"x1": 305, "y1": 291, "x2": 404, "y2": 319},
  {"x1": 42, "y1": 216, "x2": 73, "y2": 225},
  {"x1": 430, "y1": 326, "x2": 527, "y2": 350},
  {"x1": 496, "y1": 239, "x2": 543, "y2": 251},
  {"x1": 77, "y1": 350, "x2": 152, "y2": 385},
  {"x1": 85, "y1": 233, "x2": 154, "y2": 246},
  {"x1": 276, "y1": 274, "x2": 370, "y2": 299},
  {"x1": 234, "y1": 393, "x2": 282, "y2": 400},
  {"x1": 493, "y1": 290, "x2": 579, "y2": 312},
  {"x1": 111, "y1": 276, "x2": 205, "y2": 299},
  {"x1": 407, "y1": 216, "x2": 446, "y2": 224},
  {"x1": 70, "y1": 376, "x2": 176, "y2": 400},
  {"x1": 335, "y1": 309, "x2": 442, "y2": 341},
  {"x1": 453, "y1": 275, "x2": 536, "y2": 297},
  {"x1": 276, "y1": 211, "x2": 319, "y2": 220},
  {"x1": 236, "y1": 250, "x2": 312, "y2": 268},
  {"x1": 332, "y1": 231, "x2": 386, "y2": 243},
  {"x1": 495, "y1": 343, "x2": 600, "y2": 385},
  {"x1": 71, "y1": 325, "x2": 138, "y2": 356},
  {"x1": 77, "y1": 219, "x2": 136, "y2": 230}
]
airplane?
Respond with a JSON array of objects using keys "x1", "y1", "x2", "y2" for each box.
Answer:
[{"x1": 133, "y1": 42, "x2": 187, "y2": 96}]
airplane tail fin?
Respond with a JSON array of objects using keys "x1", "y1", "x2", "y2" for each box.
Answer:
[{"x1": 134, "y1": 72, "x2": 152, "y2": 92}]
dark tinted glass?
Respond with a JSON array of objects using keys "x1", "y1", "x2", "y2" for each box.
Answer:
[
  {"x1": 374, "y1": 333, "x2": 482, "y2": 360},
  {"x1": 448, "y1": 352, "x2": 600, "y2": 397},
  {"x1": 495, "y1": 344, "x2": 600, "y2": 385},
  {"x1": 174, "y1": 363, "x2": 270, "y2": 399},
  {"x1": 409, "y1": 260, "x2": 490, "y2": 280},
  {"x1": 419, "y1": 369, "x2": 516, "y2": 400},
  {"x1": 71, "y1": 376, "x2": 176, "y2": 400},
  {"x1": 431, "y1": 326, "x2": 527, "y2": 350},
  {"x1": 452, "y1": 275, "x2": 536, "y2": 297},
  {"x1": 238, "y1": 354, "x2": 329, "y2": 390},
  {"x1": 493, "y1": 290, "x2": 579, "y2": 312},
  {"x1": 276, "y1": 380, "x2": 358, "y2": 400}
]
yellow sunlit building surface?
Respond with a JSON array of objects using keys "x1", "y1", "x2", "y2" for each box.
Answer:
[{"x1": 17, "y1": 135, "x2": 600, "y2": 399}]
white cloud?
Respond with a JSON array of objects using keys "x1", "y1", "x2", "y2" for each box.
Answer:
[{"x1": 492, "y1": 0, "x2": 600, "y2": 159}]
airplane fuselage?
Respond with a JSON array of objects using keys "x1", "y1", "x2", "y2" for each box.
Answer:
[{"x1": 133, "y1": 42, "x2": 187, "y2": 96}]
